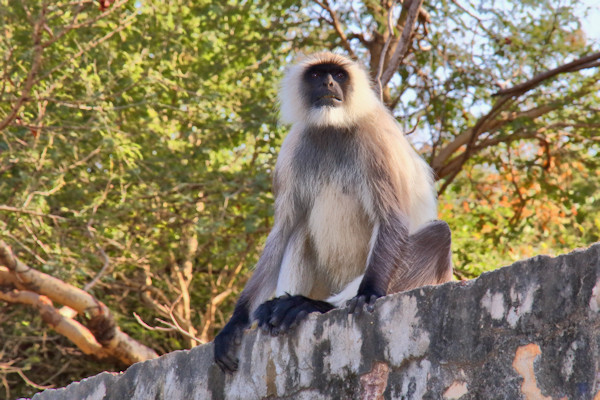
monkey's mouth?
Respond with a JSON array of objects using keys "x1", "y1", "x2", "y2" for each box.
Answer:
[
  {"x1": 312, "y1": 90, "x2": 344, "y2": 108},
  {"x1": 319, "y1": 94, "x2": 342, "y2": 102},
  {"x1": 315, "y1": 94, "x2": 343, "y2": 108}
]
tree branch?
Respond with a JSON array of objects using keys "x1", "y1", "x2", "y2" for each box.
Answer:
[
  {"x1": 0, "y1": 3, "x2": 47, "y2": 132},
  {"x1": 0, "y1": 205, "x2": 66, "y2": 220},
  {"x1": 432, "y1": 102, "x2": 556, "y2": 173},
  {"x1": 434, "y1": 127, "x2": 541, "y2": 178},
  {"x1": 433, "y1": 52, "x2": 600, "y2": 191},
  {"x1": 35, "y1": 10, "x2": 138, "y2": 85},
  {"x1": 0, "y1": 289, "x2": 106, "y2": 357},
  {"x1": 313, "y1": 0, "x2": 357, "y2": 59},
  {"x1": 493, "y1": 51, "x2": 600, "y2": 97},
  {"x1": 375, "y1": 1, "x2": 397, "y2": 100},
  {"x1": 0, "y1": 241, "x2": 159, "y2": 364},
  {"x1": 380, "y1": 0, "x2": 424, "y2": 87},
  {"x1": 42, "y1": 0, "x2": 128, "y2": 49}
]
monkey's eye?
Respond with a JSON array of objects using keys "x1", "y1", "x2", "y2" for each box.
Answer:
[
  {"x1": 310, "y1": 71, "x2": 320, "y2": 79},
  {"x1": 334, "y1": 71, "x2": 346, "y2": 80}
]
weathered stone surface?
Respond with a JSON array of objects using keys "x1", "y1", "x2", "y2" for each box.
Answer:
[{"x1": 29, "y1": 244, "x2": 600, "y2": 400}]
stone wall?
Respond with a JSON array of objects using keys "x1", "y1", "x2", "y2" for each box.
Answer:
[{"x1": 29, "y1": 244, "x2": 600, "y2": 400}]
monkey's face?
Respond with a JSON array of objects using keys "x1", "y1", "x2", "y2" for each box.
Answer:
[{"x1": 303, "y1": 63, "x2": 349, "y2": 109}]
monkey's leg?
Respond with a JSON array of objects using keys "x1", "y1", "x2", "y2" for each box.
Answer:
[
  {"x1": 326, "y1": 220, "x2": 452, "y2": 314},
  {"x1": 388, "y1": 220, "x2": 453, "y2": 294},
  {"x1": 254, "y1": 221, "x2": 453, "y2": 336},
  {"x1": 346, "y1": 214, "x2": 411, "y2": 314},
  {"x1": 214, "y1": 223, "x2": 291, "y2": 373},
  {"x1": 254, "y1": 224, "x2": 334, "y2": 335}
]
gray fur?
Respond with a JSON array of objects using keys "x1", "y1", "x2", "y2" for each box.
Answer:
[
  {"x1": 389, "y1": 220, "x2": 453, "y2": 293},
  {"x1": 215, "y1": 52, "x2": 453, "y2": 373},
  {"x1": 240, "y1": 53, "x2": 453, "y2": 312}
]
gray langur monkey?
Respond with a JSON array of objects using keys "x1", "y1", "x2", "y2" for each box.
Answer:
[{"x1": 214, "y1": 52, "x2": 453, "y2": 373}]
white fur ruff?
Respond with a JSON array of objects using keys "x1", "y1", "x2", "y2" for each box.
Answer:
[{"x1": 279, "y1": 52, "x2": 379, "y2": 128}]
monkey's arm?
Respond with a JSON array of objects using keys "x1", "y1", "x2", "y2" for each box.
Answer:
[
  {"x1": 347, "y1": 213, "x2": 411, "y2": 312},
  {"x1": 214, "y1": 223, "x2": 292, "y2": 373}
]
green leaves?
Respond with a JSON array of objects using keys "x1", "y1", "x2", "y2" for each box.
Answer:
[{"x1": 0, "y1": 0, "x2": 305, "y2": 395}]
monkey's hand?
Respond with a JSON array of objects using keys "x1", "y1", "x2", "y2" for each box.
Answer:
[
  {"x1": 254, "y1": 294, "x2": 335, "y2": 336},
  {"x1": 214, "y1": 312, "x2": 248, "y2": 373},
  {"x1": 347, "y1": 283, "x2": 384, "y2": 314}
]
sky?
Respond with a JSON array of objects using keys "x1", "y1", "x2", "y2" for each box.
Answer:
[{"x1": 580, "y1": 0, "x2": 600, "y2": 43}]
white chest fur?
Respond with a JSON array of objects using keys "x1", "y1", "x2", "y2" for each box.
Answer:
[{"x1": 308, "y1": 184, "x2": 373, "y2": 293}]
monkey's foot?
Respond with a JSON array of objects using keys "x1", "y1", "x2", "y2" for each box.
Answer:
[
  {"x1": 254, "y1": 294, "x2": 335, "y2": 336},
  {"x1": 346, "y1": 291, "x2": 382, "y2": 315},
  {"x1": 214, "y1": 315, "x2": 248, "y2": 373}
]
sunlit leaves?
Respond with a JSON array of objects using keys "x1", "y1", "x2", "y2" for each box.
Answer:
[{"x1": 0, "y1": 0, "x2": 300, "y2": 395}]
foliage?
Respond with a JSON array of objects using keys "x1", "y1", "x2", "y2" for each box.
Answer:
[
  {"x1": 0, "y1": 0, "x2": 303, "y2": 396},
  {"x1": 441, "y1": 146, "x2": 600, "y2": 277},
  {"x1": 0, "y1": 0, "x2": 599, "y2": 397}
]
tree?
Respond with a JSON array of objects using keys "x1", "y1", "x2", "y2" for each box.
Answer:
[
  {"x1": 0, "y1": 0, "x2": 301, "y2": 396},
  {"x1": 0, "y1": 0, "x2": 598, "y2": 397}
]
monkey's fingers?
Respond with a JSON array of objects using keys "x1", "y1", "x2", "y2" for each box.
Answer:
[
  {"x1": 269, "y1": 296, "x2": 302, "y2": 327},
  {"x1": 276, "y1": 308, "x2": 309, "y2": 335},
  {"x1": 254, "y1": 295, "x2": 297, "y2": 334},
  {"x1": 288, "y1": 310, "x2": 309, "y2": 330},
  {"x1": 257, "y1": 319, "x2": 271, "y2": 334},
  {"x1": 347, "y1": 293, "x2": 381, "y2": 315},
  {"x1": 272, "y1": 297, "x2": 334, "y2": 335},
  {"x1": 260, "y1": 296, "x2": 335, "y2": 335},
  {"x1": 214, "y1": 346, "x2": 239, "y2": 373},
  {"x1": 347, "y1": 295, "x2": 366, "y2": 314},
  {"x1": 216, "y1": 354, "x2": 239, "y2": 374},
  {"x1": 234, "y1": 327, "x2": 244, "y2": 346},
  {"x1": 254, "y1": 301, "x2": 276, "y2": 333},
  {"x1": 365, "y1": 294, "x2": 379, "y2": 312}
]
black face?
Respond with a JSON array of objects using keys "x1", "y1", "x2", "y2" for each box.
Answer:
[{"x1": 303, "y1": 63, "x2": 349, "y2": 108}]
